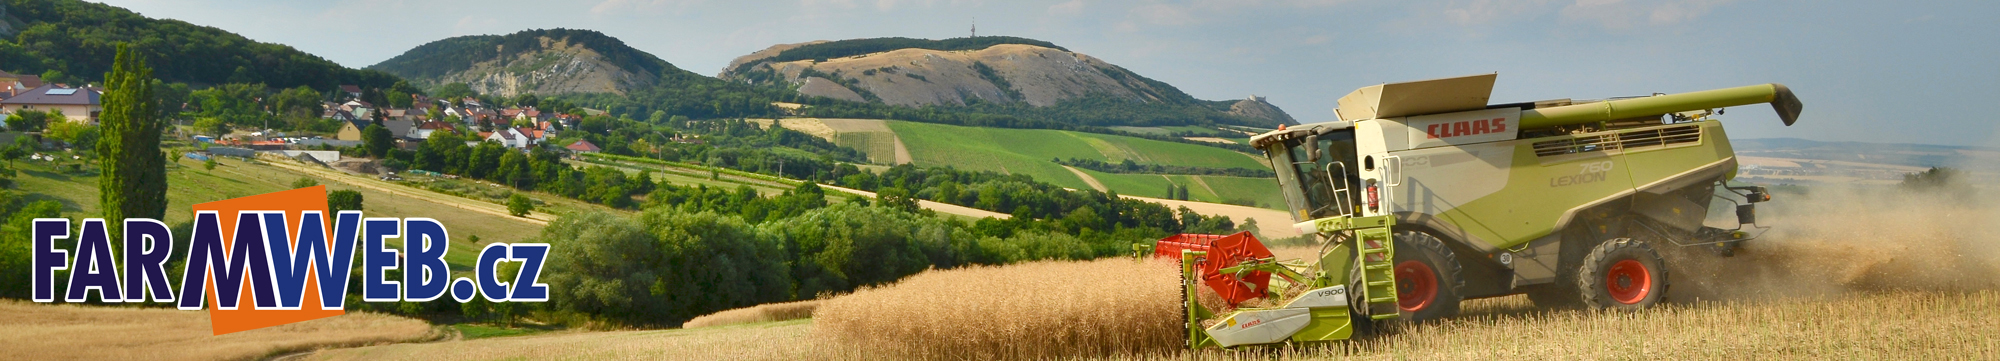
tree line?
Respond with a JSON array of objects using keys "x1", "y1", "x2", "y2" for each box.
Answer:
[{"x1": 1054, "y1": 157, "x2": 1275, "y2": 178}]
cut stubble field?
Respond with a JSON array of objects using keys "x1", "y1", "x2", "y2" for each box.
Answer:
[{"x1": 0, "y1": 301, "x2": 438, "y2": 361}]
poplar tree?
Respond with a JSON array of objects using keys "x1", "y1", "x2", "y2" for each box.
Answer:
[{"x1": 98, "y1": 43, "x2": 166, "y2": 224}]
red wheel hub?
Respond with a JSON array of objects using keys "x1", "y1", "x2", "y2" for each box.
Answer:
[
  {"x1": 1605, "y1": 259, "x2": 1653, "y2": 304},
  {"x1": 1395, "y1": 260, "x2": 1437, "y2": 312}
]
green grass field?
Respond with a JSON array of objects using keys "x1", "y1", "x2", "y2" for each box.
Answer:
[
  {"x1": 886, "y1": 121, "x2": 1270, "y2": 198},
  {"x1": 1078, "y1": 169, "x2": 1284, "y2": 208}
]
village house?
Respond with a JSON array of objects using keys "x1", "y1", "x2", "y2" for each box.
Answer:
[
  {"x1": 0, "y1": 85, "x2": 101, "y2": 123},
  {"x1": 335, "y1": 118, "x2": 415, "y2": 141},
  {"x1": 0, "y1": 70, "x2": 45, "y2": 99},
  {"x1": 386, "y1": 108, "x2": 429, "y2": 122},
  {"x1": 564, "y1": 139, "x2": 601, "y2": 153},
  {"x1": 409, "y1": 121, "x2": 458, "y2": 139},
  {"x1": 323, "y1": 108, "x2": 358, "y2": 123},
  {"x1": 481, "y1": 126, "x2": 547, "y2": 149}
]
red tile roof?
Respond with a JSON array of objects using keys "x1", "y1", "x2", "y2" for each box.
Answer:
[{"x1": 565, "y1": 139, "x2": 601, "y2": 152}]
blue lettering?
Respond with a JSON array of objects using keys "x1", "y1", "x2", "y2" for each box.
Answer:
[
  {"x1": 509, "y1": 243, "x2": 550, "y2": 302},
  {"x1": 476, "y1": 243, "x2": 510, "y2": 302},
  {"x1": 32, "y1": 219, "x2": 71, "y2": 302},
  {"x1": 402, "y1": 218, "x2": 450, "y2": 302},
  {"x1": 177, "y1": 211, "x2": 277, "y2": 310},
  {"x1": 122, "y1": 219, "x2": 176, "y2": 303},
  {"x1": 362, "y1": 218, "x2": 402, "y2": 302},
  {"x1": 66, "y1": 219, "x2": 124, "y2": 303}
]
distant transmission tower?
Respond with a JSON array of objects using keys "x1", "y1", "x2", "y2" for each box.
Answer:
[{"x1": 971, "y1": 17, "x2": 977, "y2": 38}]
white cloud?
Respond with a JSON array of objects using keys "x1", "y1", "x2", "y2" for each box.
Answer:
[
  {"x1": 1132, "y1": 3, "x2": 1198, "y2": 26},
  {"x1": 1439, "y1": 0, "x2": 1554, "y2": 26},
  {"x1": 1431, "y1": 0, "x2": 1730, "y2": 28},
  {"x1": 1048, "y1": 0, "x2": 1084, "y2": 16},
  {"x1": 1558, "y1": 0, "x2": 1733, "y2": 28},
  {"x1": 800, "y1": 0, "x2": 860, "y2": 9},
  {"x1": 452, "y1": 15, "x2": 502, "y2": 34},
  {"x1": 1301, "y1": 33, "x2": 1334, "y2": 45},
  {"x1": 590, "y1": 0, "x2": 706, "y2": 15}
]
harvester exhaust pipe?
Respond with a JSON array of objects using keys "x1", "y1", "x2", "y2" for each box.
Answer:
[{"x1": 1519, "y1": 83, "x2": 1804, "y2": 128}]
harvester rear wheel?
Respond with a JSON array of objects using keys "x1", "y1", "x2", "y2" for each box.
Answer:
[
  {"x1": 1579, "y1": 238, "x2": 1669, "y2": 310},
  {"x1": 1393, "y1": 231, "x2": 1463, "y2": 322}
]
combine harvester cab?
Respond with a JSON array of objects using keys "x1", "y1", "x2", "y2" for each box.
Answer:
[{"x1": 1142, "y1": 73, "x2": 1802, "y2": 349}]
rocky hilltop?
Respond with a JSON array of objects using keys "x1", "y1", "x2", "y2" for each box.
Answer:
[
  {"x1": 369, "y1": 29, "x2": 699, "y2": 98},
  {"x1": 720, "y1": 38, "x2": 1296, "y2": 125},
  {"x1": 1227, "y1": 96, "x2": 1298, "y2": 125}
]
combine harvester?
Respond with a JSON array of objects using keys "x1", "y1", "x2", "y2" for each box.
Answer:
[{"x1": 1136, "y1": 74, "x2": 1802, "y2": 348}]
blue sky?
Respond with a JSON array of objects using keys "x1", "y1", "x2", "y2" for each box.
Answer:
[{"x1": 96, "y1": 0, "x2": 2000, "y2": 146}]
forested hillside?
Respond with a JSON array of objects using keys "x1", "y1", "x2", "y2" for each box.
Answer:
[
  {"x1": 372, "y1": 29, "x2": 694, "y2": 82},
  {"x1": 0, "y1": 0, "x2": 399, "y2": 89}
]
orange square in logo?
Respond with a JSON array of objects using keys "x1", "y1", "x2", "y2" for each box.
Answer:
[{"x1": 191, "y1": 186, "x2": 345, "y2": 335}]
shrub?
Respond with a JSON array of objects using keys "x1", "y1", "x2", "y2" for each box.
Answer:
[
  {"x1": 328, "y1": 189, "x2": 363, "y2": 212},
  {"x1": 507, "y1": 193, "x2": 533, "y2": 217},
  {"x1": 541, "y1": 211, "x2": 792, "y2": 327},
  {"x1": 760, "y1": 203, "x2": 975, "y2": 298}
]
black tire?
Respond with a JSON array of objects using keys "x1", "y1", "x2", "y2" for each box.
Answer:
[
  {"x1": 1346, "y1": 277, "x2": 1377, "y2": 336},
  {"x1": 1391, "y1": 231, "x2": 1463, "y2": 321},
  {"x1": 1578, "y1": 238, "x2": 1669, "y2": 310}
]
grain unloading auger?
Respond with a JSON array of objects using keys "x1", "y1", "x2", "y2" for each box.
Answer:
[{"x1": 1137, "y1": 74, "x2": 1802, "y2": 349}]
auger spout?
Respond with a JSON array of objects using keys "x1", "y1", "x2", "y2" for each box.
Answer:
[{"x1": 1519, "y1": 83, "x2": 1803, "y2": 128}]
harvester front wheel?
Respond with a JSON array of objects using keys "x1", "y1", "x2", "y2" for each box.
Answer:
[
  {"x1": 1579, "y1": 238, "x2": 1669, "y2": 310},
  {"x1": 1393, "y1": 231, "x2": 1463, "y2": 321}
]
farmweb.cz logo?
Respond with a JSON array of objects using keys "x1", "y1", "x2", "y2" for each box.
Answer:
[{"x1": 27, "y1": 186, "x2": 550, "y2": 335}]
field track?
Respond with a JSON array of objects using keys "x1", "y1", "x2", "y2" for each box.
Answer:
[{"x1": 261, "y1": 157, "x2": 555, "y2": 224}]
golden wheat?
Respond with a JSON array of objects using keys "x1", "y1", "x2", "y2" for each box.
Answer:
[
  {"x1": 682, "y1": 300, "x2": 821, "y2": 329},
  {"x1": 292, "y1": 291, "x2": 2000, "y2": 360},
  {"x1": 811, "y1": 258, "x2": 1186, "y2": 360},
  {"x1": 0, "y1": 301, "x2": 438, "y2": 361}
]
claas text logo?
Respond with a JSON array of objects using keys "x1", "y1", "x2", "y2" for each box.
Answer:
[{"x1": 27, "y1": 186, "x2": 550, "y2": 335}]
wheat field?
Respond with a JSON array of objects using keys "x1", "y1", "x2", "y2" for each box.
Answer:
[
  {"x1": 298, "y1": 187, "x2": 2000, "y2": 360},
  {"x1": 292, "y1": 289, "x2": 2000, "y2": 360},
  {"x1": 811, "y1": 259, "x2": 1187, "y2": 360},
  {"x1": 682, "y1": 300, "x2": 821, "y2": 329},
  {"x1": 0, "y1": 301, "x2": 438, "y2": 361}
]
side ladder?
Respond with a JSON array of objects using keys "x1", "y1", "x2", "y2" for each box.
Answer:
[{"x1": 1355, "y1": 224, "x2": 1398, "y2": 319}]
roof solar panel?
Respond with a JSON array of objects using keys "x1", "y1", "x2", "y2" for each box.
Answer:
[{"x1": 46, "y1": 88, "x2": 77, "y2": 95}]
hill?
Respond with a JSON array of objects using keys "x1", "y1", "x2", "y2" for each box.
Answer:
[
  {"x1": 0, "y1": 0, "x2": 399, "y2": 89},
  {"x1": 369, "y1": 28, "x2": 709, "y2": 98},
  {"x1": 720, "y1": 37, "x2": 1297, "y2": 127}
]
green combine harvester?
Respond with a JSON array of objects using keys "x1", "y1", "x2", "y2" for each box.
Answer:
[{"x1": 1136, "y1": 74, "x2": 1802, "y2": 348}]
